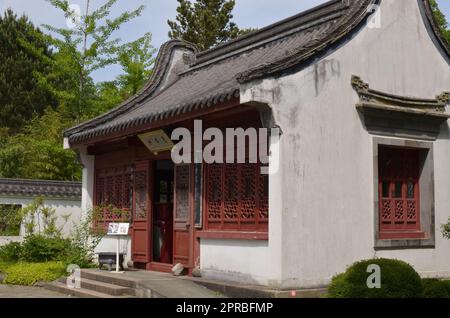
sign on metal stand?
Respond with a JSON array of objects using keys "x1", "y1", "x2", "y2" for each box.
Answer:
[{"x1": 107, "y1": 223, "x2": 130, "y2": 274}]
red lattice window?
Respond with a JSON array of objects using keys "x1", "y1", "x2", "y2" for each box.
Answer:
[
  {"x1": 205, "y1": 163, "x2": 268, "y2": 232},
  {"x1": 94, "y1": 165, "x2": 133, "y2": 224},
  {"x1": 378, "y1": 147, "x2": 425, "y2": 239}
]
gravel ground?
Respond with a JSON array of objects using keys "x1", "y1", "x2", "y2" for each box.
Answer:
[{"x1": 0, "y1": 284, "x2": 72, "y2": 298}]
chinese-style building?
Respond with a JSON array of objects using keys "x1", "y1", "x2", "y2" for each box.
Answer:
[{"x1": 64, "y1": 0, "x2": 450, "y2": 288}]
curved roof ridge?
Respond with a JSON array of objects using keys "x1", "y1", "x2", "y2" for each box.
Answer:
[
  {"x1": 236, "y1": 0, "x2": 376, "y2": 82},
  {"x1": 181, "y1": 9, "x2": 346, "y2": 76},
  {"x1": 193, "y1": 0, "x2": 346, "y2": 65},
  {"x1": 64, "y1": 40, "x2": 198, "y2": 137}
]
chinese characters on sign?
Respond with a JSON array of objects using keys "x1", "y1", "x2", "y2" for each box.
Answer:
[{"x1": 107, "y1": 223, "x2": 130, "y2": 236}]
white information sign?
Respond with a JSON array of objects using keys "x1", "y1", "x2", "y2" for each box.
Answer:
[{"x1": 107, "y1": 223, "x2": 130, "y2": 236}]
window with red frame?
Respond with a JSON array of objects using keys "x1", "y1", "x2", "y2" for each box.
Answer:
[
  {"x1": 378, "y1": 146, "x2": 425, "y2": 239},
  {"x1": 205, "y1": 162, "x2": 268, "y2": 232},
  {"x1": 94, "y1": 165, "x2": 133, "y2": 223}
]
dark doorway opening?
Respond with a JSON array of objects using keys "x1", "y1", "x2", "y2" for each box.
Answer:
[{"x1": 152, "y1": 160, "x2": 174, "y2": 264}]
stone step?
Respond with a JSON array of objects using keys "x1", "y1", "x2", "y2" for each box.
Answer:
[
  {"x1": 80, "y1": 270, "x2": 138, "y2": 289},
  {"x1": 44, "y1": 282, "x2": 132, "y2": 298},
  {"x1": 79, "y1": 278, "x2": 135, "y2": 296},
  {"x1": 189, "y1": 278, "x2": 327, "y2": 298}
]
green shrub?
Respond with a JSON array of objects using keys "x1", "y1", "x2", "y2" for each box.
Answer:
[
  {"x1": 422, "y1": 278, "x2": 450, "y2": 298},
  {"x1": 64, "y1": 245, "x2": 97, "y2": 269},
  {"x1": 1, "y1": 261, "x2": 66, "y2": 286},
  {"x1": 0, "y1": 242, "x2": 22, "y2": 262},
  {"x1": 328, "y1": 258, "x2": 423, "y2": 298},
  {"x1": 20, "y1": 234, "x2": 71, "y2": 262}
]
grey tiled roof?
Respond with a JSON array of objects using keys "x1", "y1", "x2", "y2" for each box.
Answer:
[
  {"x1": 0, "y1": 179, "x2": 82, "y2": 200},
  {"x1": 66, "y1": 0, "x2": 447, "y2": 145}
]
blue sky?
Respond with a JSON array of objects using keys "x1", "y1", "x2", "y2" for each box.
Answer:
[{"x1": 1, "y1": 0, "x2": 449, "y2": 83}]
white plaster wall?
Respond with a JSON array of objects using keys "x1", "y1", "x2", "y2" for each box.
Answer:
[
  {"x1": 237, "y1": 0, "x2": 450, "y2": 288},
  {"x1": 200, "y1": 239, "x2": 275, "y2": 286},
  {"x1": 0, "y1": 196, "x2": 82, "y2": 245},
  {"x1": 79, "y1": 147, "x2": 95, "y2": 218},
  {"x1": 0, "y1": 236, "x2": 22, "y2": 246}
]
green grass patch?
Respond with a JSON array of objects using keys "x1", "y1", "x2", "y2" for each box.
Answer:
[{"x1": 0, "y1": 261, "x2": 66, "y2": 286}]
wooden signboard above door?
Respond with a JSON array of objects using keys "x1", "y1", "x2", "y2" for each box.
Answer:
[{"x1": 138, "y1": 130, "x2": 174, "y2": 155}]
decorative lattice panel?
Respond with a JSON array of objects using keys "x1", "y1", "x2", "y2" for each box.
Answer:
[
  {"x1": 175, "y1": 165, "x2": 190, "y2": 220},
  {"x1": 207, "y1": 164, "x2": 222, "y2": 220},
  {"x1": 205, "y1": 162, "x2": 268, "y2": 231},
  {"x1": 114, "y1": 174, "x2": 123, "y2": 207},
  {"x1": 241, "y1": 164, "x2": 256, "y2": 220},
  {"x1": 224, "y1": 164, "x2": 239, "y2": 220},
  {"x1": 134, "y1": 170, "x2": 147, "y2": 220},
  {"x1": 407, "y1": 200, "x2": 417, "y2": 222},
  {"x1": 378, "y1": 147, "x2": 420, "y2": 232},
  {"x1": 123, "y1": 173, "x2": 133, "y2": 210},
  {"x1": 105, "y1": 176, "x2": 114, "y2": 205},
  {"x1": 381, "y1": 199, "x2": 391, "y2": 223},
  {"x1": 95, "y1": 177, "x2": 105, "y2": 205},
  {"x1": 258, "y1": 174, "x2": 269, "y2": 220}
]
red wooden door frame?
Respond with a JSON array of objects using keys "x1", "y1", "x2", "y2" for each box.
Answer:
[
  {"x1": 131, "y1": 160, "x2": 153, "y2": 265},
  {"x1": 172, "y1": 164, "x2": 195, "y2": 272}
]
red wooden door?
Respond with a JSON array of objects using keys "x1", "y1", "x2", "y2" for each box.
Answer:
[
  {"x1": 131, "y1": 160, "x2": 152, "y2": 264},
  {"x1": 173, "y1": 164, "x2": 193, "y2": 268}
]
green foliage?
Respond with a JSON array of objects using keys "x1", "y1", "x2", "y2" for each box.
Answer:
[
  {"x1": 422, "y1": 278, "x2": 450, "y2": 298},
  {"x1": 0, "y1": 108, "x2": 82, "y2": 181},
  {"x1": 42, "y1": 0, "x2": 149, "y2": 121},
  {"x1": 0, "y1": 242, "x2": 22, "y2": 262},
  {"x1": 168, "y1": 0, "x2": 245, "y2": 51},
  {"x1": 430, "y1": 0, "x2": 450, "y2": 46},
  {"x1": 0, "y1": 205, "x2": 22, "y2": 236},
  {"x1": 327, "y1": 259, "x2": 423, "y2": 298},
  {"x1": 0, "y1": 4, "x2": 155, "y2": 181},
  {"x1": 65, "y1": 208, "x2": 106, "y2": 268},
  {"x1": 0, "y1": 9, "x2": 58, "y2": 133},
  {"x1": 1, "y1": 199, "x2": 108, "y2": 269},
  {"x1": 0, "y1": 261, "x2": 66, "y2": 286},
  {"x1": 19, "y1": 196, "x2": 68, "y2": 236},
  {"x1": 93, "y1": 34, "x2": 156, "y2": 114},
  {"x1": 20, "y1": 234, "x2": 71, "y2": 263},
  {"x1": 441, "y1": 217, "x2": 450, "y2": 240},
  {"x1": 117, "y1": 34, "x2": 156, "y2": 96}
]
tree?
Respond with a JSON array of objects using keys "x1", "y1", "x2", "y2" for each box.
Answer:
[
  {"x1": 0, "y1": 9, "x2": 57, "y2": 134},
  {"x1": 117, "y1": 34, "x2": 156, "y2": 97},
  {"x1": 0, "y1": 108, "x2": 82, "y2": 181},
  {"x1": 93, "y1": 34, "x2": 156, "y2": 114},
  {"x1": 430, "y1": 0, "x2": 450, "y2": 45},
  {"x1": 168, "y1": 0, "x2": 245, "y2": 51},
  {"x1": 41, "y1": 0, "x2": 149, "y2": 122}
]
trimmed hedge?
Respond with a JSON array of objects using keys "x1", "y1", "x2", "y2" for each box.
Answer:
[
  {"x1": 328, "y1": 259, "x2": 423, "y2": 298},
  {"x1": 422, "y1": 278, "x2": 450, "y2": 298},
  {"x1": 0, "y1": 261, "x2": 66, "y2": 286}
]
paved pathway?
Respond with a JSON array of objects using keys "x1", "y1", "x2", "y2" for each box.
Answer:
[{"x1": 0, "y1": 284, "x2": 72, "y2": 298}]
